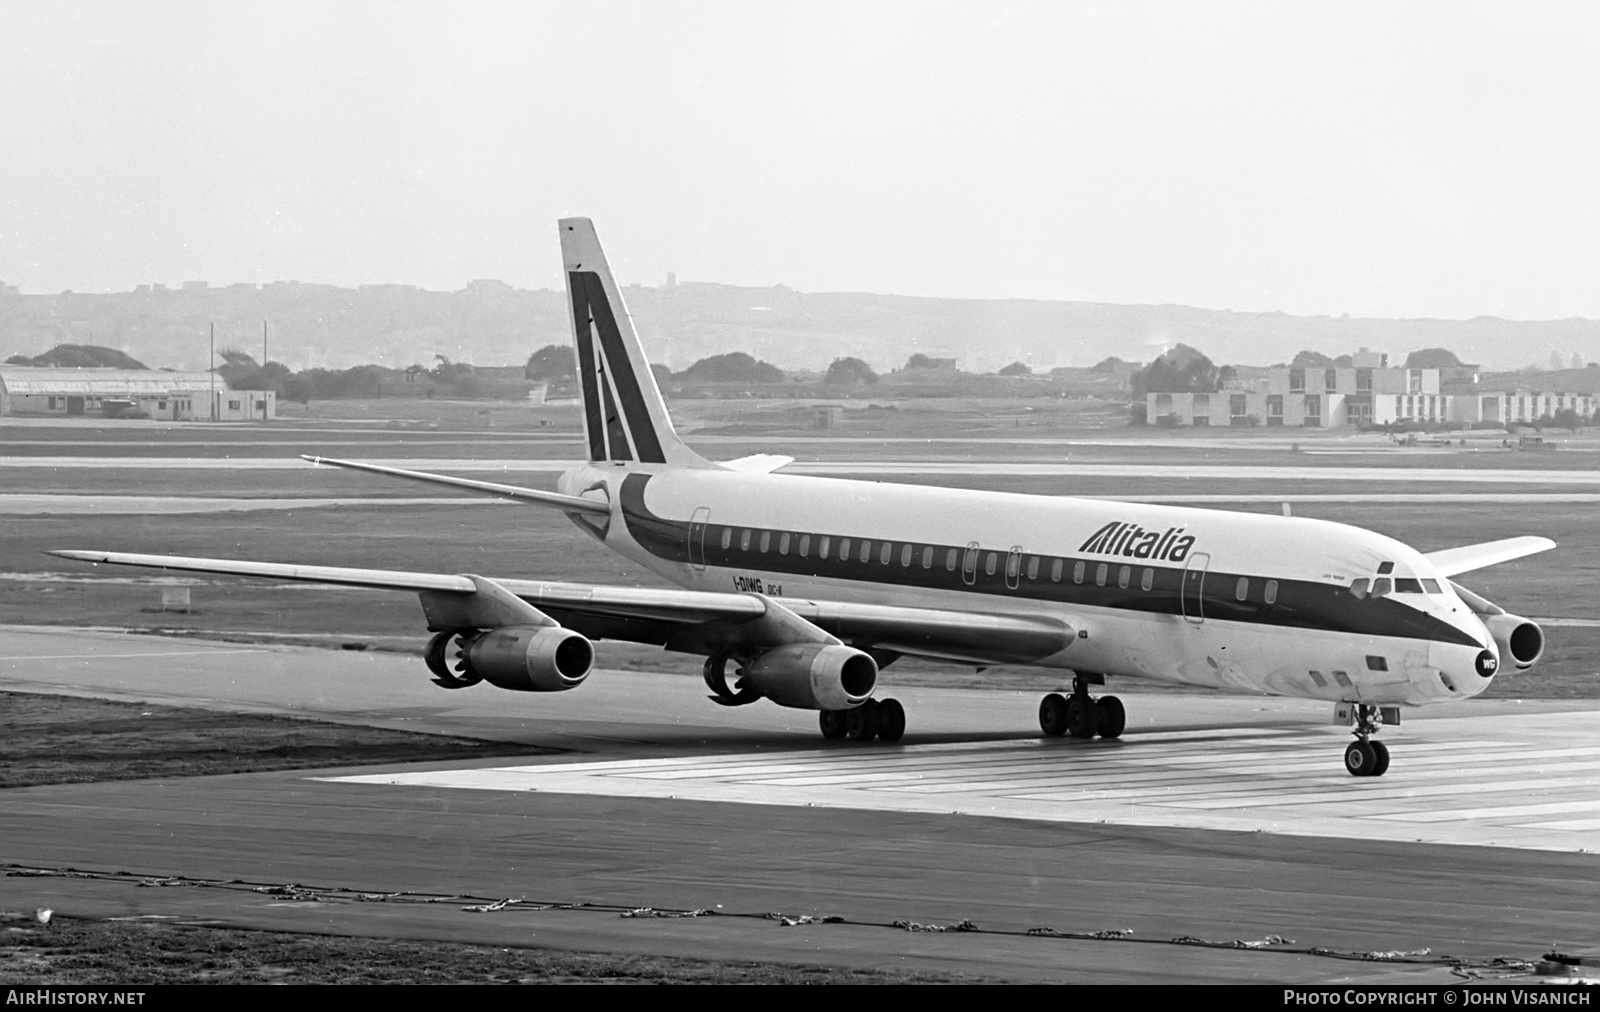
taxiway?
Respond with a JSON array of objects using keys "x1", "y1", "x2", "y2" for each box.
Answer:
[{"x1": 2, "y1": 626, "x2": 1596, "y2": 982}]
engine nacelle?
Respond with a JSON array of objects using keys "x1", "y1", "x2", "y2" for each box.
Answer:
[
  {"x1": 1484, "y1": 614, "x2": 1544, "y2": 671},
  {"x1": 742, "y1": 644, "x2": 877, "y2": 710},
  {"x1": 462, "y1": 626, "x2": 594, "y2": 692}
]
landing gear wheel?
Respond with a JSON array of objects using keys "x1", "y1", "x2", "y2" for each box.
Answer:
[
  {"x1": 819, "y1": 709, "x2": 848, "y2": 740},
  {"x1": 1369, "y1": 740, "x2": 1390, "y2": 777},
  {"x1": 1065, "y1": 696, "x2": 1097, "y2": 739},
  {"x1": 846, "y1": 699, "x2": 880, "y2": 741},
  {"x1": 874, "y1": 698, "x2": 906, "y2": 743},
  {"x1": 1344, "y1": 740, "x2": 1378, "y2": 777},
  {"x1": 1095, "y1": 696, "x2": 1126, "y2": 739},
  {"x1": 1039, "y1": 693, "x2": 1069, "y2": 737}
]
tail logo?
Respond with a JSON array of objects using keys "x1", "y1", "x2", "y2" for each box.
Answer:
[{"x1": 568, "y1": 271, "x2": 666, "y2": 464}]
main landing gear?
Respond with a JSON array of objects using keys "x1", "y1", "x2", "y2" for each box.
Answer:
[
  {"x1": 1039, "y1": 674, "x2": 1124, "y2": 740},
  {"x1": 1343, "y1": 704, "x2": 1391, "y2": 777},
  {"x1": 819, "y1": 697, "x2": 906, "y2": 744}
]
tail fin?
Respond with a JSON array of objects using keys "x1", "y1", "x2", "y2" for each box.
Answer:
[{"x1": 560, "y1": 218, "x2": 707, "y2": 468}]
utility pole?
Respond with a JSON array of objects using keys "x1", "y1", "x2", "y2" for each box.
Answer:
[
  {"x1": 209, "y1": 322, "x2": 216, "y2": 422},
  {"x1": 262, "y1": 318, "x2": 269, "y2": 421}
]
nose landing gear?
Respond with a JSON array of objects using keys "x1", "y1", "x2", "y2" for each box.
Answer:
[
  {"x1": 1343, "y1": 704, "x2": 1391, "y2": 777},
  {"x1": 1040, "y1": 674, "x2": 1124, "y2": 740}
]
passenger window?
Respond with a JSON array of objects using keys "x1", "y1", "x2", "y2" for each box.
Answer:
[
  {"x1": 1027, "y1": 556, "x2": 1039, "y2": 580},
  {"x1": 759, "y1": 531, "x2": 771, "y2": 553},
  {"x1": 1051, "y1": 559, "x2": 1063, "y2": 582},
  {"x1": 720, "y1": 528, "x2": 732, "y2": 550},
  {"x1": 1117, "y1": 565, "x2": 1130, "y2": 589},
  {"x1": 860, "y1": 540, "x2": 872, "y2": 563},
  {"x1": 963, "y1": 546, "x2": 978, "y2": 576},
  {"x1": 799, "y1": 534, "x2": 810, "y2": 557},
  {"x1": 1006, "y1": 554, "x2": 1020, "y2": 579},
  {"x1": 779, "y1": 533, "x2": 790, "y2": 555},
  {"x1": 1095, "y1": 563, "x2": 1108, "y2": 587},
  {"x1": 1073, "y1": 560, "x2": 1085, "y2": 584},
  {"x1": 921, "y1": 546, "x2": 933, "y2": 568},
  {"x1": 900, "y1": 544, "x2": 913, "y2": 567},
  {"x1": 985, "y1": 553, "x2": 997, "y2": 576},
  {"x1": 1140, "y1": 568, "x2": 1153, "y2": 591},
  {"x1": 880, "y1": 542, "x2": 892, "y2": 564},
  {"x1": 1264, "y1": 580, "x2": 1278, "y2": 605},
  {"x1": 1421, "y1": 578, "x2": 1441, "y2": 594},
  {"x1": 819, "y1": 536, "x2": 830, "y2": 560},
  {"x1": 740, "y1": 530, "x2": 752, "y2": 551},
  {"x1": 838, "y1": 538, "x2": 850, "y2": 559},
  {"x1": 1349, "y1": 578, "x2": 1369, "y2": 600},
  {"x1": 1235, "y1": 577, "x2": 1248, "y2": 602},
  {"x1": 946, "y1": 548, "x2": 959, "y2": 571}
]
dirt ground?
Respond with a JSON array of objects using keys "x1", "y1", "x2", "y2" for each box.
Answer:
[{"x1": 0, "y1": 912, "x2": 980, "y2": 984}]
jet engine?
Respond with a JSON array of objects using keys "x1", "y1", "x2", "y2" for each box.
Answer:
[
  {"x1": 1451, "y1": 580, "x2": 1544, "y2": 672},
  {"x1": 1484, "y1": 614, "x2": 1545, "y2": 671},
  {"x1": 740, "y1": 643, "x2": 878, "y2": 710},
  {"x1": 429, "y1": 626, "x2": 593, "y2": 692}
]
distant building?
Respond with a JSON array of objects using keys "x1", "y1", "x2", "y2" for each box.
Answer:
[
  {"x1": 1145, "y1": 357, "x2": 1597, "y2": 429},
  {"x1": 0, "y1": 367, "x2": 274, "y2": 421}
]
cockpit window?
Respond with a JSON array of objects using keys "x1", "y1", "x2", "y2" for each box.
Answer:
[
  {"x1": 1394, "y1": 578, "x2": 1422, "y2": 594},
  {"x1": 1377, "y1": 561, "x2": 1395, "y2": 575},
  {"x1": 1421, "y1": 578, "x2": 1442, "y2": 594},
  {"x1": 1372, "y1": 577, "x2": 1392, "y2": 596},
  {"x1": 1349, "y1": 578, "x2": 1369, "y2": 600}
]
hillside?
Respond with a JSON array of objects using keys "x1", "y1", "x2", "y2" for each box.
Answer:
[{"x1": 3, "y1": 280, "x2": 1597, "y2": 374}]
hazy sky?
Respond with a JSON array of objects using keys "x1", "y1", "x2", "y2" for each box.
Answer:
[{"x1": 2, "y1": 1, "x2": 1597, "y2": 321}]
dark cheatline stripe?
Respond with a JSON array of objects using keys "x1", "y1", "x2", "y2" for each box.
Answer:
[
  {"x1": 567, "y1": 274, "x2": 607, "y2": 461},
  {"x1": 575, "y1": 271, "x2": 667, "y2": 464},
  {"x1": 616, "y1": 474, "x2": 1483, "y2": 648}
]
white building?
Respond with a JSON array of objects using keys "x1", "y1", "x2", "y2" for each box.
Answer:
[{"x1": 0, "y1": 367, "x2": 274, "y2": 421}]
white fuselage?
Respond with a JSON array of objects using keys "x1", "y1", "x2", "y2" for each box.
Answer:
[{"x1": 560, "y1": 462, "x2": 1499, "y2": 707}]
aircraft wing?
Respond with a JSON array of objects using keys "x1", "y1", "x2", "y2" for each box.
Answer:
[
  {"x1": 1422, "y1": 536, "x2": 1557, "y2": 578},
  {"x1": 47, "y1": 550, "x2": 1073, "y2": 666}
]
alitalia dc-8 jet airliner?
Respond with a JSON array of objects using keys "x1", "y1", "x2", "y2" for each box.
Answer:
[{"x1": 54, "y1": 218, "x2": 1555, "y2": 777}]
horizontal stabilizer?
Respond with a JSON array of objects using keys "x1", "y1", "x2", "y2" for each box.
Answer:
[
  {"x1": 1424, "y1": 536, "x2": 1557, "y2": 577},
  {"x1": 301, "y1": 456, "x2": 610, "y2": 516},
  {"x1": 720, "y1": 454, "x2": 795, "y2": 474}
]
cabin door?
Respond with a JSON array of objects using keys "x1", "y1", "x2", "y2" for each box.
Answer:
[
  {"x1": 1181, "y1": 552, "x2": 1211, "y2": 624},
  {"x1": 688, "y1": 508, "x2": 710, "y2": 571}
]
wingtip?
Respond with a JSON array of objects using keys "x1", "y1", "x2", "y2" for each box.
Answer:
[{"x1": 47, "y1": 549, "x2": 100, "y2": 562}]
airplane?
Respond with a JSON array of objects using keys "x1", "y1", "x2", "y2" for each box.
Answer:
[{"x1": 51, "y1": 217, "x2": 1556, "y2": 777}]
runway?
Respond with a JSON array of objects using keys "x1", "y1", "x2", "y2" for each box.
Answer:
[{"x1": 2, "y1": 626, "x2": 1596, "y2": 982}]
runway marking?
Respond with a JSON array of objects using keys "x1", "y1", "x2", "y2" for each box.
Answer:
[
  {"x1": 325, "y1": 722, "x2": 1600, "y2": 853},
  {"x1": 0, "y1": 494, "x2": 512, "y2": 515},
  {"x1": 0, "y1": 648, "x2": 268, "y2": 662}
]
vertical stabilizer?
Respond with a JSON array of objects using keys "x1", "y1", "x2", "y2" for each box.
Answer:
[{"x1": 560, "y1": 218, "x2": 707, "y2": 468}]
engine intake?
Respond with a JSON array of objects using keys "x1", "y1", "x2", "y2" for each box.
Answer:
[
  {"x1": 461, "y1": 626, "x2": 594, "y2": 691},
  {"x1": 742, "y1": 643, "x2": 877, "y2": 710},
  {"x1": 1484, "y1": 614, "x2": 1544, "y2": 670}
]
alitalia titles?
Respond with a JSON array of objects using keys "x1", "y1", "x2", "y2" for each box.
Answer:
[{"x1": 1079, "y1": 521, "x2": 1197, "y2": 562}]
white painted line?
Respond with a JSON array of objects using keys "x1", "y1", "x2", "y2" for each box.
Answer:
[{"x1": 321, "y1": 718, "x2": 1600, "y2": 853}]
